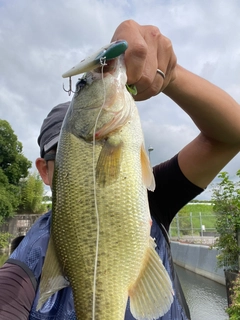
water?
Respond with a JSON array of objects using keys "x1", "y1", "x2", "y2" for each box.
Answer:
[{"x1": 175, "y1": 264, "x2": 228, "y2": 320}]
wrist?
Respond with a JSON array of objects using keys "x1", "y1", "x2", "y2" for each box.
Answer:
[{"x1": 162, "y1": 64, "x2": 184, "y2": 98}]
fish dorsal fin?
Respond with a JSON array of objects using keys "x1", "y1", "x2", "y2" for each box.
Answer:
[
  {"x1": 128, "y1": 237, "x2": 174, "y2": 319},
  {"x1": 36, "y1": 236, "x2": 69, "y2": 311},
  {"x1": 141, "y1": 144, "x2": 156, "y2": 191}
]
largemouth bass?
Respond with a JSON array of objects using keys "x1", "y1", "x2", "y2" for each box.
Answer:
[{"x1": 37, "y1": 57, "x2": 173, "y2": 319}]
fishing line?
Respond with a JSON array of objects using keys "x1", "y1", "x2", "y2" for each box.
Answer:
[{"x1": 92, "y1": 58, "x2": 107, "y2": 320}]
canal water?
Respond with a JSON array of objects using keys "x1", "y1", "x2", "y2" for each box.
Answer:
[{"x1": 175, "y1": 264, "x2": 228, "y2": 320}]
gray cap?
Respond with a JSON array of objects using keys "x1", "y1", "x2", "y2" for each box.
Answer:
[{"x1": 37, "y1": 101, "x2": 70, "y2": 158}]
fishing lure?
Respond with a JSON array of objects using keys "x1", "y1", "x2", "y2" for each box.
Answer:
[{"x1": 63, "y1": 40, "x2": 128, "y2": 95}]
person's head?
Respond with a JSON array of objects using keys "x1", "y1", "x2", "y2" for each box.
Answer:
[
  {"x1": 10, "y1": 235, "x2": 25, "y2": 253},
  {"x1": 36, "y1": 101, "x2": 70, "y2": 188}
]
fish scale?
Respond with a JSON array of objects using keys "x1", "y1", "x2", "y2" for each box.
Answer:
[
  {"x1": 37, "y1": 57, "x2": 174, "y2": 319},
  {"x1": 55, "y1": 128, "x2": 147, "y2": 319}
]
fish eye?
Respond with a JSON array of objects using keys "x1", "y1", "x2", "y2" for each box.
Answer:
[{"x1": 76, "y1": 78, "x2": 87, "y2": 92}]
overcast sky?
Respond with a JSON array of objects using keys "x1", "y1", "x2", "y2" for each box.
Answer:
[{"x1": 0, "y1": 0, "x2": 239, "y2": 200}]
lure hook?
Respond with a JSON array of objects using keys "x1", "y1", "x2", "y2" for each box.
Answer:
[
  {"x1": 62, "y1": 57, "x2": 107, "y2": 96},
  {"x1": 63, "y1": 77, "x2": 78, "y2": 96}
]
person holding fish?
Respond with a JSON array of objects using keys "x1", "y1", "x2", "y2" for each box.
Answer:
[{"x1": 0, "y1": 19, "x2": 240, "y2": 320}]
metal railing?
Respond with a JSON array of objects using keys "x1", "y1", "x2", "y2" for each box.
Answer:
[{"x1": 169, "y1": 212, "x2": 218, "y2": 244}]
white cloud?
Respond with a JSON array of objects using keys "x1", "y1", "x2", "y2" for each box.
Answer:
[{"x1": 0, "y1": 0, "x2": 239, "y2": 201}]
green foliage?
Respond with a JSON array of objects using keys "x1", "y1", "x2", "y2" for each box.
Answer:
[
  {"x1": 19, "y1": 172, "x2": 47, "y2": 214},
  {"x1": 0, "y1": 119, "x2": 32, "y2": 223},
  {"x1": 0, "y1": 232, "x2": 11, "y2": 249},
  {"x1": 226, "y1": 272, "x2": 240, "y2": 319},
  {"x1": 42, "y1": 195, "x2": 52, "y2": 202},
  {"x1": 0, "y1": 254, "x2": 8, "y2": 267},
  {"x1": 212, "y1": 171, "x2": 240, "y2": 271},
  {"x1": 0, "y1": 120, "x2": 31, "y2": 185},
  {"x1": 0, "y1": 183, "x2": 19, "y2": 223}
]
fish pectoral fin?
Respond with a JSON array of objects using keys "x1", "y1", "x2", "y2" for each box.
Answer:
[
  {"x1": 96, "y1": 136, "x2": 123, "y2": 186},
  {"x1": 128, "y1": 237, "x2": 174, "y2": 320},
  {"x1": 141, "y1": 144, "x2": 155, "y2": 191},
  {"x1": 36, "y1": 236, "x2": 69, "y2": 311}
]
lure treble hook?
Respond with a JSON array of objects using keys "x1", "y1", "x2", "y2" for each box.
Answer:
[{"x1": 63, "y1": 77, "x2": 78, "y2": 96}]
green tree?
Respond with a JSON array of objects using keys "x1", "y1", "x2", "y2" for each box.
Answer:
[
  {"x1": 0, "y1": 120, "x2": 31, "y2": 184},
  {"x1": 226, "y1": 272, "x2": 240, "y2": 319},
  {"x1": 19, "y1": 172, "x2": 47, "y2": 214},
  {"x1": 212, "y1": 171, "x2": 240, "y2": 271},
  {"x1": 0, "y1": 119, "x2": 32, "y2": 222},
  {"x1": 0, "y1": 232, "x2": 11, "y2": 249},
  {"x1": 42, "y1": 195, "x2": 52, "y2": 202}
]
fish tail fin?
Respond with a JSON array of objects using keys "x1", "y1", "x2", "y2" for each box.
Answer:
[
  {"x1": 128, "y1": 237, "x2": 174, "y2": 320},
  {"x1": 36, "y1": 236, "x2": 69, "y2": 311}
]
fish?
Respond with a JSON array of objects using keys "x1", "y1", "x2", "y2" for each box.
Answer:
[{"x1": 37, "y1": 56, "x2": 174, "y2": 319}]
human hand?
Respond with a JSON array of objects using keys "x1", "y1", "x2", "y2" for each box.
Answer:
[{"x1": 111, "y1": 20, "x2": 177, "y2": 101}]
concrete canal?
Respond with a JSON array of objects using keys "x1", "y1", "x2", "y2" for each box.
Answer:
[
  {"x1": 171, "y1": 240, "x2": 228, "y2": 319},
  {"x1": 176, "y1": 264, "x2": 228, "y2": 320}
]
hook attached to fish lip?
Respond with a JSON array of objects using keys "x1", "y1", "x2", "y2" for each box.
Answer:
[
  {"x1": 63, "y1": 76, "x2": 90, "y2": 96},
  {"x1": 62, "y1": 40, "x2": 128, "y2": 95},
  {"x1": 62, "y1": 59, "x2": 107, "y2": 96},
  {"x1": 63, "y1": 77, "x2": 78, "y2": 96}
]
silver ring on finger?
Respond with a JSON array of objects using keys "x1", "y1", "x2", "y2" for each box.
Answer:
[{"x1": 157, "y1": 68, "x2": 165, "y2": 79}]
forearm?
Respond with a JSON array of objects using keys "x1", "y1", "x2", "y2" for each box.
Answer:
[
  {"x1": 163, "y1": 65, "x2": 240, "y2": 145},
  {"x1": 0, "y1": 263, "x2": 35, "y2": 319}
]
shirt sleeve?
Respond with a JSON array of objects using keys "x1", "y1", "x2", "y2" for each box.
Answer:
[
  {"x1": 0, "y1": 212, "x2": 51, "y2": 319},
  {"x1": 148, "y1": 154, "x2": 204, "y2": 231},
  {"x1": 0, "y1": 262, "x2": 36, "y2": 319}
]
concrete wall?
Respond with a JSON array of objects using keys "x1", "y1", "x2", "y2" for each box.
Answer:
[
  {"x1": 0, "y1": 214, "x2": 42, "y2": 237},
  {"x1": 171, "y1": 241, "x2": 225, "y2": 285}
]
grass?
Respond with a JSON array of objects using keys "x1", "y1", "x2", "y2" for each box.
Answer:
[
  {"x1": 170, "y1": 203, "x2": 216, "y2": 236},
  {"x1": 0, "y1": 254, "x2": 8, "y2": 267}
]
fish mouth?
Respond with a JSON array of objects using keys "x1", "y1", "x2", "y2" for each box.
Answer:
[
  {"x1": 94, "y1": 58, "x2": 117, "y2": 74},
  {"x1": 74, "y1": 57, "x2": 122, "y2": 95},
  {"x1": 62, "y1": 40, "x2": 128, "y2": 78}
]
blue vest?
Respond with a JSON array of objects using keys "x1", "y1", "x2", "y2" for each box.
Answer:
[{"x1": 10, "y1": 212, "x2": 189, "y2": 319}]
